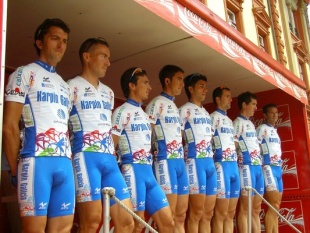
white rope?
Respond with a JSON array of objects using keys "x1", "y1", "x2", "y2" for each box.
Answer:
[
  {"x1": 102, "y1": 187, "x2": 158, "y2": 233},
  {"x1": 245, "y1": 186, "x2": 302, "y2": 233}
]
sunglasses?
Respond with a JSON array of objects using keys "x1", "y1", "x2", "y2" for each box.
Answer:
[
  {"x1": 188, "y1": 73, "x2": 198, "y2": 83},
  {"x1": 129, "y1": 68, "x2": 143, "y2": 81},
  {"x1": 83, "y1": 37, "x2": 109, "y2": 53}
]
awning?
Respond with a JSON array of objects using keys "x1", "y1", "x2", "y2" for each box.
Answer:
[{"x1": 135, "y1": 0, "x2": 308, "y2": 104}]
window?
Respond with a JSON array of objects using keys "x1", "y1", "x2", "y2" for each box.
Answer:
[
  {"x1": 288, "y1": 8, "x2": 299, "y2": 37},
  {"x1": 252, "y1": 0, "x2": 271, "y2": 54},
  {"x1": 228, "y1": 9, "x2": 237, "y2": 29},
  {"x1": 258, "y1": 35, "x2": 265, "y2": 51},
  {"x1": 298, "y1": 63, "x2": 304, "y2": 80},
  {"x1": 225, "y1": 0, "x2": 244, "y2": 32}
]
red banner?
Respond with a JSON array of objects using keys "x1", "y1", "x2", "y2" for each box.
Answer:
[{"x1": 134, "y1": 0, "x2": 308, "y2": 104}]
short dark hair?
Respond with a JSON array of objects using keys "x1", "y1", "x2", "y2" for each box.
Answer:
[
  {"x1": 212, "y1": 86, "x2": 230, "y2": 105},
  {"x1": 184, "y1": 73, "x2": 207, "y2": 100},
  {"x1": 263, "y1": 103, "x2": 277, "y2": 114},
  {"x1": 159, "y1": 65, "x2": 184, "y2": 88},
  {"x1": 34, "y1": 18, "x2": 70, "y2": 56},
  {"x1": 120, "y1": 67, "x2": 147, "y2": 98},
  {"x1": 237, "y1": 91, "x2": 257, "y2": 110},
  {"x1": 79, "y1": 37, "x2": 109, "y2": 63}
]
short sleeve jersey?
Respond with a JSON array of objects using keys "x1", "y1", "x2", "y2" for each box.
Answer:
[
  {"x1": 179, "y1": 102, "x2": 213, "y2": 159},
  {"x1": 112, "y1": 99, "x2": 152, "y2": 165},
  {"x1": 5, "y1": 60, "x2": 71, "y2": 158},
  {"x1": 145, "y1": 93, "x2": 183, "y2": 160},
  {"x1": 68, "y1": 76, "x2": 115, "y2": 155},
  {"x1": 256, "y1": 123, "x2": 282, "y2": 166},
  {"x1": 210, "y1": 109, "x2": 237, "y2": 162},
  {"x1": 233, "y1": 115, "x2": 261, "y2": 165}
]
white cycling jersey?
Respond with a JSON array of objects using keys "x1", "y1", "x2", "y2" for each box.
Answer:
[
  {"x1": 112, "y1": 99, "x2": 152, "y2": 165},
  {"x1": 5, "y1": 60, "x2": 71, "y2": 158},
  {"x1": 145, "y1": 92, "x2": 183, "y2": 160},
  {"x1": 179, "y1": 102, "x2": 213, "y2": 159},
  {"x1": 68, "y1": 76, "x2": 115, "y2": 154},
  {"x1": 233, "y1": 115, "x2": 261, "y2": 165},
  {"x1": 256, "y1": 123, "x2": 282, "y2": 166},
  {"x1": 210, "y1": 109, "x2": 237, "y2": 162}
]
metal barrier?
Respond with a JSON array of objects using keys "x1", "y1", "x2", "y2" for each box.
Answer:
[
  {"x1": 102, "y1": 187, "x2": 158, "y2": 233},
  {"x1": 245, "y1": 186, "x2": 302, "y2": 233}
]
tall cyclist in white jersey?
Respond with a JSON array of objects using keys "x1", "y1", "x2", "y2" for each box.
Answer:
[
  {"x1": 257, "y1": 103, "x2": 282, "y2": 233},
  {"x1": 179, "y1": 73, "x2": 216, "y2": 233},
  {"x1": 211, "y1": 86, "x2": 240, "y2": 233},
  {"x1": 68, "y1": 37, "x2": 134, "y2": 233},
  {"x1": 3, "y1": 18, "x2": 75, "y2": 233},
  {"x1": 234, "y1": 91, "x2": 263, "y2": 233},
  {"x1": 112, "y1": 67, "x2": 174, "y2": 233},
  {"x1": 145, "y1": 65, "x2": 189, "y2": 233}
]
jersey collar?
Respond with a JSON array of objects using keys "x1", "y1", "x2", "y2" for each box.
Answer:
[
  {"x1": 265, "y1": 122, "x2": 277, "y2": 129},
  {"x1": 238, "y1": 114, "x2": 248, "y2": 120},
  {"x1": 126, "y1": 98, "x2": 142, "y2": 107},
  {"x1": 161, "y1": 92, "x2": 175, "y2": 101},
  {"x1": 216, "y1": 108, "x2": 227, "y2": 116},
  {"x1": 35, "y1": 60, "x2": 56, "y2": 73}
]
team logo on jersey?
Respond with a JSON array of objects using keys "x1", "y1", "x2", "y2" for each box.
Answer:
[
  {"x1": 6, "y1": 88, "x2": 25, "y2": 97},
  {"x1": 100, "y1": 113, "x2": 107, "y2": 121},
  {"x1": 57, "y1": 109, "x2": 66, "y2": 119},
  {"x1": 134, "y1": 111, "x2": 143, "y2": 121},
  {"x1": 14, "y1": 67, "x2": 24, "y2": 87},
  {"x1": 43, "y1": 77, "x2": 50, "y2": 82},
  {"x1": 167, "y1": 105, "x2": 174, "y2": 113},
  {"x1": 194, "y1": 108, "x2": 202, "y2": 115},
  {"x1": 84, "y1": 87, "x2": 95, "y2": 97},
  {"x1": 112, "y1": 125, "x2": 121, "y2": 133},
  {"x1": 41, "y1": 76, "x2": 54, "y2": 88}
]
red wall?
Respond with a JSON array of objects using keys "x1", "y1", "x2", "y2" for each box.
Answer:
[{"x1": 205, "y1": 88, "x2": 310, "y2": 232}]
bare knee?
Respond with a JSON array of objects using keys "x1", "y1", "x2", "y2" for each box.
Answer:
[
  {"x1": 175, "y1": 210, "x2": 187, "y2": 224},
  {"x1": 114, "y1": 213, "x2": 134, "y2": 231},
  {"x1": 133, "y1": 221, "x2": 145, "y2": 233},
  {"x1": 202, "y1": 209, "x2": 214, "y2": 222},
  {"x1": 252, "y1": 206, "x2": 261, "y2": 216},
  {"x1": 158, "y1": 217, "x2": 174, "y2": 232},
  {"x1": 214, "y1": 208, "x2": 228, "y2": 221},
  {"x1": 80, "y1": 214, "x2": 101, "y2": 231},
  {"x1": 226, "y1": 209, "x2": 236, "y2": 220},
  {"x1": 189, "y1": 207, "x2": 204, "y2": 221}
]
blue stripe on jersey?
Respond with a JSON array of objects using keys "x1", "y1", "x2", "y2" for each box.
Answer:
[
  {"x1": 155, "y1": 119, "x2": 168, "y2": 160},
  {"x1": 120, "y1": 131, "x2": 134, "y2": 164},
  {"x1": 261, "y1": 138, "x2": 271, "y2": 165},
  {"x1": 239, "y1": 135, "x2": 251, "y2": 165},
  {"x1": 21, "y1": 95, "x2": 36, "y2": 157},
  {"x1": 213, "y1": 128, "x2": 223, "y2": 161},
  {"x1": 70, "y1": 105, "x2": 84, "y2": 154},
  {"x1": 184, "y1": 121, "x2": 196, "y2": 159}
]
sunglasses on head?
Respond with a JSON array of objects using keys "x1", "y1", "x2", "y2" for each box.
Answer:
[
  {"x1": 83, "y1": 37, "x2": 108, "y2": 53},
  {"x1": 129, "y1": 68, "x2": 143, "y2": 81}
]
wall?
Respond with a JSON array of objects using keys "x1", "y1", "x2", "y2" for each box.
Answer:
[{"x1": 205, "y1": 88, "x2": 310, "y2": 232}]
